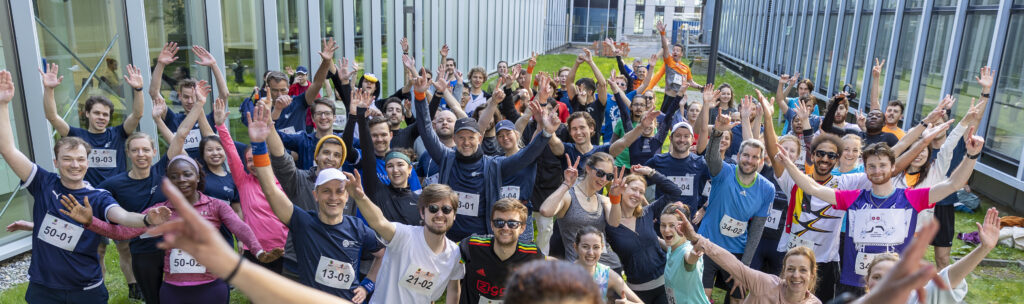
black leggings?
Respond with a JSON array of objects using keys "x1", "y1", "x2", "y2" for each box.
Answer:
[
  {"x1": 243, "y1": 250, "x2": 284, "y2": 274},
  {"x1": 633, "y1": 284, "x2": 669, "y2": 304},
  {"x1": 132, "y1": 251, "x2": 166, "y2": 304}
]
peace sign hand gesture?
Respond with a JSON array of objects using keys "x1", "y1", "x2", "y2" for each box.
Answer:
[
  {"x1": 607, "y1": 166, "x2": 628, "y2": 196},
  {"x1": 563, "y1": 154, "x2": 581, "y2": 187}
]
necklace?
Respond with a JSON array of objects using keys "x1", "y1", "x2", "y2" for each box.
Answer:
[
  {"x1": 574, "y1": 184, "x2": 599, "y2": 202},
  {"x1": 866, "y1": 190, "x2": 891, "y2": 209}
]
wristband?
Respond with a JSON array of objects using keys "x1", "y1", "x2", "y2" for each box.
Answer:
[
  {"x1": 360, "y1": 278, "x2": 376, "y2": 293},
  {"x1": 254, "y1": 154, "x2": 271, "y2": 167},
  {"x1": 610, "y1": 195, "x2": 621, "y2": 205},
  {"x1": 967, "y1": 152, "x2": 981, "y2": 160},
  {"x1": 224, "y1": 256, "x2": 245, "y2": 284},
  {"x1": 142, "y1": 214, "x2": 151, "y2": 227},
  {"x1": 251, "y1": 142, "x2": 268, "y2": 155},
  {"x1": 415, "y1": 91, "x2": 427, "y2": 101},
  {"x1": 133, "y1": 87, "x2": 143, "y2": 91},
  {"x1": 659, "y1": 30, "x2": 666, "y2": 36},
  {"x1": 981, "y1": 92, "x2": 990, "y2": 98},
  {"x1": 527, "y1": 66, "x2": 535, "y2": 74}
]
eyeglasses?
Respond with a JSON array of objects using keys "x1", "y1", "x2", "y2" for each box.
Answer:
[
  {"x1": 492, "y1": 220, "x2": 522, "y2": 229},
  {"x1": 314, "y1": 111, "x2": 334, "y2": 117},
  {"x1": 590, "y1": 165, "x2": 615, "y2": 181},
  {"x1": 814, "y1": 150, "x2": 840, "y2": 160},
  {"x1": 427, "y1": 204, "x2": 454, "y2": 214}
]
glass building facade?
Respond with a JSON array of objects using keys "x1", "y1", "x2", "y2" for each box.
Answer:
[
  {"x1": 0, "y1": 0, "x2": 560, "y2": 260},
  {"x1": 713, "y1": 0, "x2": 1024, "y2": 212}
]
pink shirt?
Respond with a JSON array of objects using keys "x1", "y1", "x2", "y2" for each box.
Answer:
[
  {"x1": 834, "y1": 187, "x2": 932, "y2": 212},
  {"x1": 217, "y1": 124, "x2": 288, "y2": 250},
  {"x1": 696, "y1": 236, "x2": 822, "y2": 304},
  {"x1": 88, "y1": 193, "x2": 263, "y2": 286}
]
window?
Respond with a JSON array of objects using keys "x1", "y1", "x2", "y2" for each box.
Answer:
[
  {"x1": 222, "y1": 0, "x2": 266, "y2": 143},
  {"x1": 807, "y1": 1, "x2": 826, "y2": 83},
  {"x1": 887, "y1": 12, "x2": 922, "y2": 104},
  {"x1": 831, "y1": 5, "x2": 855, "y2": 93},
  {"x1": 947, "y1": 11, "x2": 997, "y2": 122},
  {"x1": 634, "y1": 10, "x2": 646, "y2": 34},
  {"x1": 854, "y1": 10, "x2": 894, "y2": 104},
  {"x1": 819, "y1": 6, "x2": 839, "y2": 93},
  {"x1": 911, "y1": 11, "x2": 954, "y2": 122},
  {"x1": 145, "y1": 1, "x2": 210, "y2": 115},
  {"x1": 987, "y1": 13, "x2": 1024, "y2": 174},
  {"x1": 278, "y1": 0, "x2": 306, "y2": 73},
  {"x1": 0, "y1": 19, "x2": 33, "y2": 246}
]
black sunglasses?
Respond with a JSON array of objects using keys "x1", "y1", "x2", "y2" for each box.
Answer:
[
  {"x1": 428, "y1": 204, "x2": 454, "y2": 215},
  {"x1": 492, "y1": 220, "x2": 522, "y2": 229},
  {"x1": 590, "y1": 165, "x2": 615, "y2": 181},
  {"x1": 814, "y1": 150, "x2": 840, "y2": 160}
]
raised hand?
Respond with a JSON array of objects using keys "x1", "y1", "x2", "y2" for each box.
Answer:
[
  {"x1": 489, "y1": 89, "x2": 506, "y2": 106},
  {"x1": 872, "y1": 58, "x2": 885, "y2": 78},
  {"x1": 740, "y1": 96, "x2": 754, "y2": 121},
  {"x1": 454, "y1": 69, "x2": 464, "y2": 83},
  {"x1": 285, "y1": 66, "x2": 295, "y2": 76},
  {"x1": 257, "y1": 248, "x2": 285, "y2": 263},
  {"x1": 440, "y1": 44, "x2": 449, "y2": 58},
  {"x1": 656, "y1": 20, "x2": 666, "y2": 34},
  {"x1": 0, "y1": 71, "x2": 14, "y2": 105},
  {"x1": 273, "y1": 95, "x2": 293, "y2": 112},
  {"x1": 157, "y1": 42, "x2": 180, "y2": 65},
  {"x1": 641, "y1": 110, "x2": 662, "y2": 129},
  {"x1": 248, "y1": 98, "x2": 274, "y2": 142},
  {"x1": 775, "y1": 148, "x2": 796, "y2": 169},
  {"x1": 536, "y1": 73, "x2": 554, "y2": 100},
  {"x1": 976, "y1": 66, "x2": 994, "y2": 90},
  {"x1": 40, "y1": 63, "x2": 63, "y2": 89},
  {"x1": 964, "y1": 126, "x2": 984, "y2": 156},
  {"x1": 754, "y1": 89, "x2": 774, "y2": 118},
  {"x1": 961, "y1": 97, "x2": 987, "y2": 128},
  {"x1": 192, "y1": 45, "x2": 217, "y2": 67},
  {"x1": 58, "y1": 194, "x2": 94, "y2": 226},
  {"x1": 789, "y1": 72, "x2": 800, "y2": 86},
  {"x1": 319, "y1": 38, "x2": 339, "y2": 61},
  {"x1": 978, "y1": 207, "x2": 1000, "y2": 250},
  {"x1": 649, "y1": 53, "x2": 658, "y2": 66},
  {"x1": 923, "y1": 95, "x2": 954, "y2": 124},
  {"x1": 194, "y1": 80, "x2": 211, "y2": 108},
  {"x1": 413, "y1": 68, "x2": 431, "y2": 94},
  {"x1": 402, "y1": 54, "x2": 416, "y2": 73},
  {"x1": 152, "y1": 96, "x2": 168, "y2": 121},
  {"x1": 702, "y1": 83, "x2": 720, "y2": 106},
  {"x1": 582, "y1": 48, "x2": 593, "y2": 62},
  {"x1": 563, "y1": 154, "x2": 581, "y2": 186},
  {"x1": 400, "y1": 37, "x2": 409, "y2": 54},
  {"x1": 528, "y1": 52, "x2": 538, "y2": 70},
  {"x1": 123, "y1": 64, "x2": 144, "y2": 90},
  {"x1": 343, "y1": 171, "x2": 366, "y2": 200},
  {"x1": 575, "y1": 52, "x2": 586, "y2": 64},
  {"x1": 336, "y1": 58, "x2": 357, "y2": 81},
  {"x1": 779, "y1": 74, "x2": 791, "y2": 86},
  {"x1": 713, "y1": 108, "x2": 738, "y2": 132},
  {"x1": 213, "y1": 98, "x2": 229, "y2": 126},
  {"x1": 673, "y1": 208, "x2": 699, "y2": 241},
  {"x1": 921, "y1": 119, "x2": 954, "y2": 142}
]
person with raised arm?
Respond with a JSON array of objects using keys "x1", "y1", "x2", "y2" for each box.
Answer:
[
  {"x1": 276, "y1": 39, "x2": 342, "y2": 170},
  {"x1": 776, "y1": 73, "x2": 820, "y2": 134},
  {"x1": 867, "y1": 58, "x2": 908, "y2": 140},
  {"x1": 697, "y1": 100, "x2": 776, "y2": 303},
  {"x1": 566, "y1": 48, "x2": 609, "y2": 144},
  {"x1": 414, "y1": 66, "x2": 557, "y2": 241},
  {"x1": 0, "y1": 70, "x2": 171, "y2": 304},
  {"x1": 248, "y1": 104, "x2": 383, "y2": 301},
  {"x1": 149, "y1": 44, "x2": 229, "y2": 157},
  {"x1": 774, "y1": 119, "x2": 984, "y2": 297}
]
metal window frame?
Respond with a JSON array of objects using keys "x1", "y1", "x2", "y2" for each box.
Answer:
[
  {"x1": 936, "y1": 0, "x2": 970, "y2": 108},
  {"x1": 879, "y1": 0, "x2": 907, "y2": 108},
  {"x1": 902, "y1": 0, "x2": 936, "y2": 128},
  {"x1": 976, "y1": 0, "x2": 1019, "y2": 178},
  {"x1": 826, "y1": 0, "x2": 849, "y2": 95},
  {"x1": 813, "y1": 0, "x2": 833, "y2": 86}
]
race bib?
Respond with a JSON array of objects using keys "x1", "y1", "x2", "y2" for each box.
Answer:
[
  {"x1": 183, "y1": 129, "x2": 202, "y2": 150},
  {"x1": 479, "y1": 296, "x2": 503, "y2": 304},
  {"x1": 719, "y1": 214, "x2": 748, "y2": 237},
  {"x1": 169, "y1": 248, "x2": 206, "y2": 274},
  {"x1": 766, "y1": 209, "x2": 783, "y2": 230},
  {"x1": 455, "y1": 191, "x2": 481, "y2": 217},
  {"x1": 854, "y1": 252, "x2": 882, "y2": 276},
  {"x1": 88, "y1": 148, "x2": 117, "y2": 168},
  {"x1": 424, "y1": 174, "x2": 438, "y2": 186},
  {"x1": 787, "y1": 234, "x2": 816, "y2": 250},
  {"x1": 668, "y1": 175, "x2": 694, "y2": 196},
  {"x1": 702, "y1": 182, "x2": 711, "y2": 197},
  {"x1": 850, "y1": 208, "x2": 911, "y2": 247},
  {"x1": 278, "y1": 126, "x2": 297, "y2": 135},
  {"x1": 399, "y1": 264, "x2": 441, "y2": 296},
  {"x1": 671, "y1": 74, "x2": 683, "y2": 86},
  {"x1": 499, "y1": 186, "x2": 520, "y2": 200},
  {"x1": 314, "y1": 256, "x2": 356, "y2": 290},
  {"x1": 38, "y1": 213, "x2": 84, "y2": 251},
  {"x1": 333, "y1": 114, "x2": 347, "y2": 130}
]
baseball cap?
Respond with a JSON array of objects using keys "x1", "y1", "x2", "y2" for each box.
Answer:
[
  {"x1": 671, "y1": 121, "x2": 693, "y2": 133},
  {"x1": 495, "y1": 120, "x2": 516, "y2": 133},
  {"x1": 314, "y1": 168, "x2": 349, "y2": 187},
  {"x1": 295, "y1": 66, "x2": 309, "y2": 74},
  {"x1": 454, "y1": 117, "x2": 481, "y2": 134}
]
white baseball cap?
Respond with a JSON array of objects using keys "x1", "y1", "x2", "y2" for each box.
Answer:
[{"x1": 315, "y1": 168, "x2": 349, "y2": 187}]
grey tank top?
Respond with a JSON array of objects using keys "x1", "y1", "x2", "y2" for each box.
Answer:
[{"x1": 557, "y1": 187, "x2": 622, "y2": 269}]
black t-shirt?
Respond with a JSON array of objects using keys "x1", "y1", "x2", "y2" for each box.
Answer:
[
  {"x1": 458, "y1": 235, "x2": 544, "y2": 303},
  {"x1": 390, "y1": 125, "x2": 419, "y2": 150},
  {"x1": 863, "y1": 131, "x2": 899, "y2": 148},
  {"x1": 570, "y1": 95, "x2": 603, "y2": 145}
]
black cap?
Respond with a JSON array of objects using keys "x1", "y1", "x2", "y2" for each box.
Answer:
[{"x1": 454, "y1": 117, "x2": 480, "y2": 134}]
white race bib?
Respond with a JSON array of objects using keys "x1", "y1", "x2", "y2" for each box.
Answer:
[
  {"x1": 314, "y1": 256, "x2": 356, "y2": 289},
  {"x1": 399, "y1": 264, "x2": 441, "y2": 296},
  {"x1": 278, "y1": 126, "x2": 297, "y2": 135},
  {"x1": 479, "y1": 296, "x2": 503, "y2": 304},
  {"x1": 499, "y1": 186, "x2": 520, "y2": 200},
  {"x1": 668, "y1": 175, "x2": 695, "y2": 196},
  {"x1": 455, "y1": 191, "x2": 481, "y2": 217},
  {"x1": 183, "y1": 129, "x2": 202, "y2": 150},
  {"x1": 702, "y1": 181, "x2": 711, "y2": 197},
  {"x1": 850, "y1": 208, "x2": 911, "y2": 247},
  {"x1": 671, "y1": 74, "x2": 684, "y2": 85},
  {"x1": 854, "y1": 252, "x2": 882, "y2": 276},
  {"x1": 88, "y1": 148, "x2": 117, "y2": 168},
  {"x1": 787, "y1": 234, "x2": 816, "y2": 250},
  {"x1": 169, "y1": 248, "x2": 206, "y2": 274},
  {"x1": 719, "y1": 214, "x2": 748, "y2": 237},
  {"x1": 38, "y1": 213, "x2": 84, "y2": 251},
  {"x1": 766, "y1": 208, "x2": 783, "y2": 230},
  {"x1": 423, "y1": 174, "x2": 438, "y2": 186}
]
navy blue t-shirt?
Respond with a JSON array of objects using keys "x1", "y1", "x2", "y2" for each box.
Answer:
[
  {"x1": 98, "y1": 157, "x2": 169, "y2": 254},
  {"x1": 274, "y1": 92, "x2": 310, "y2": 135},
  {"x1": 288, "y1": 205, "x2": 384, "y2": 299},
  {"x1": 67, "y1": 125, "x2": 128, "y2": 186},
  {"x1": 417, "y1": 150, "x2": 441, "y2": 186},
  {"x1": 499, "y1": 161, "x2": 537, "y2": 209},
  {"x1": 23, "y1": 165, "x2": 120, "y2": 290},
  {"x1": 644, "y1": 153, "x2": 711, "y2": 213},
  {"x1": 281, "y1": 130, "x2": 342, "y2": 170},
  {"x1": 164, "y1": 110, "x2": 216, "y2": 159},
  {"x1": 203, "y1": 168, "x2": 238, "y2": 203},
  {"x1": 562, "y1": 143, "x2": 611, "y2": 169}
]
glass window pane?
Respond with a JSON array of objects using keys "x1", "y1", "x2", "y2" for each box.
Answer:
[
  {"x1": 222, "y1": 0, "x2": 266, "y2": 143},
  {"x1": 809, "y1": 11, "x2": 826, "y2": 82},
  {"x1": 911, "y1": 12, "x2": 954, "y2": 122},
  {"x1": 934, "y1": 0, "x2": 957, "y2": 7},
  {"x1": 970, "y1": 0, "x2": 1000, "y2": 6},
  {"x1": 37, "y1": 1, "x2": 132, "y2": 131},
  {"x1": 278, "y1": 0, "x2": 304, "y2": 72},
  {"x1": 947, "y1": 12, "x2": 996, "y2": 122},
  {"x1": 145, "y1": 1, "x2": 210, "y2": 114},
  {"x1": 820, "y1": 12, "x2": 838, "y2": 93},
  {"x1": 888, "y1": 13, "x2": 921, "y2": 103},
  {"x1": 987, "y1": 14, "x2": 1024, "y2": 172},
  {"x1": 856, "y1": 13, "x2": 894, "y2": 103},
  {"x1": 634, "y1": 10, "x2": 645, "y2": 34},
  {"x1": 0, "y1": 32, "x2": 34, "y2": 246},
  {"x1": 832, "y1": 9, "x2": 855, "y2": 93}
]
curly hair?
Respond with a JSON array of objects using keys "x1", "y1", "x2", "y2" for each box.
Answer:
[{"x1": 504, "y1": 260, "x2": 600, "y2": 304}]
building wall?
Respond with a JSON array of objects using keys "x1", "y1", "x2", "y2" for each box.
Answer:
[
  {"x1": 0, "y1": 0, "x2": 559, "y2": 260},
  {"x1": 708, "y1": 0, "x2": 1024, "y2": 211}
]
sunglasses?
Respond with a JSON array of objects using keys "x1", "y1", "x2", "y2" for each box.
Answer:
[
  {"x1": 492, "y1": 220, "x2": 522, "y2": 229},
  {"x1": 427, "y1": 204, "x2": 454, "y2": 215},
  {"x1": 814, "y1": 150, "x2": 840, "y2": 160},
  {"x1": 590, "y1": 165, "x2": 615, "y2": 181}
]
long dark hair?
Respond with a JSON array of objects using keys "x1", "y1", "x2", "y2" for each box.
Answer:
[
  {"x1": 197, "y1": 136, "x2": 224, "y2": 171},
  {"x1": 907, "y1": 148, "x2": 935, "y2": 188}
]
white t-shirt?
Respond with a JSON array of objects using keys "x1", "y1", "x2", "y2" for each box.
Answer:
[
  {"x1": 905, "y1": 267, "x2": 967, "y2": 304},
  {"x1": 776, "y1": 170, "x2": 871, "y2": 262},
  {"x1": 370, "y1": 223, "x2": 463, "y2": 304}
]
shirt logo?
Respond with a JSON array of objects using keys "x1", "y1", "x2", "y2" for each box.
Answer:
[
  {"x1": 476, "y1": 268, "x2": 486, "y2": 277},
  {"x1": 342, "y1": 240, "x2": 354, "y2": 247},
  {"x1": 470, "y1": 171, "x2": 482, "y2": 177}
]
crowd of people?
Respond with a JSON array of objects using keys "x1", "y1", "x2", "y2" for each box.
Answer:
[{"x1": 0, "y1": 20, "x2": 1006, "y2": 304}]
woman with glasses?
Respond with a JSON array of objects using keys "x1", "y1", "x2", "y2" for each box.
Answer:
[
  {"x1": 605, "y1": 165, "x2": 684, "y2": 304},
  {"x1": 539, "y1": 152, "x2": 625, "y2": 272}
]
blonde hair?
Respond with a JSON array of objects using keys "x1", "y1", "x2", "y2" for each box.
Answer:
[
  {"x1": 864, "y1": 252, "x2": 900, "y2": 290},
  {"x1": 782, "y1": 246, "x2": 819, "y2": 294},
  {"x1": 778, "y1": 134, "x2": 802, "y2": 155},
  {"x1": 623, "y1": 174, "x2": 648, "y2": 217}
]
